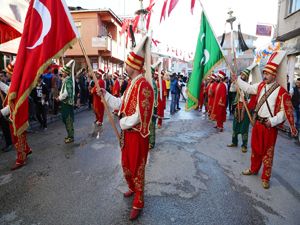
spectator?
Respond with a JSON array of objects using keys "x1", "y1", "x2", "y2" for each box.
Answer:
[
  {"x1": 42, "y1": 67, "x2": 53, "y2": 92},
  {"x1": 228, "y1": 77, "x2": 237, "y2": 115},
  {"x1": 120, "y1": 73, "x2": 128, "y2": 96},
  {"x1": 164, "y1": 72, "x2": 170, "y2": 100},
  {"x1": 88, "y1": 76, "x2": 94, "y2": 110},
  {"x1": 74, "y1": 77, "x2": 81, "y2": 108},
  {"x1": 79, "y1": 68, "x2": 88, "y2": 105},
  {"x1": 170, "y1": 73, "x2": 178, "y2": 115},
  {"x1": 176, "y1": 75, "x2": 185, "y2": 109},
  {"x1": 51, "y1": 68, "x2": 60, "y2": 114},
  {"x1": 0, "y1": 72, "x2": 13, "y2": 152},
  {"x1": 292, "y1": 78, "x2": 300, "y2": 130},
  {"x1": 32, "y1": 75, "x2": 49, "y2": 130},
  {"x1": 105, "y1": 74, "x2": 113, "y2": 94}
]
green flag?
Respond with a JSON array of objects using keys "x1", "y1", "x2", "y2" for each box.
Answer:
[{"x1": 186, "y1": 11, "x2": 223, "y2": 110}]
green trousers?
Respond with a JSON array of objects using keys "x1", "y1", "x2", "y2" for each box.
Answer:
[{"x1": 61, "y1": 103, "x2": 74, "y2": 139}]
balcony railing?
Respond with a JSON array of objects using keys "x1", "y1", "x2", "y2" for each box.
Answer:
[
  {"x1": 91, "y1": 36, "x2": 112, "y2": 51},
  {"x1": 92, "y1": 36, "x2": 126, "y2": 61}
]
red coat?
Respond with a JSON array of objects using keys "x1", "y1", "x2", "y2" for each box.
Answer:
[
  {"x1": 156, "y1": 79, "x2": 167, "y2": 118},
  {"x1": 91, "y1": 79, "x2": 105, "y2": 122},
  {"x1": 208, "y1": 82, "x2": 217, "y2": 114},
  {"x1": 211, "y1": 82, "x2": 227, "y2": 123},
  {"x1": 120, "y1": 77, "x2": 154, "y2": 137},
  {"x1": 112, "y1": 79, "x2": 120, "y2": 97},
  {"x1": 256, "y1": 82, "x2": 297, "y2": 136},
  {"x1": 119, "y1": 76, "x2": 154, "y2": 209}
]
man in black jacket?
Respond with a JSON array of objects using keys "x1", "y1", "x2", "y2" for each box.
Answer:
[
  {"x1": 32, "y1": 76, "x2": 49, "y2": 130},
  {"x1": 292, "y1": 78, "x2": 300, "y2": 130}
]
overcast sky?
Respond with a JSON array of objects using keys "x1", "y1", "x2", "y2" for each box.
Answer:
[{"x1": 65, "y1": 0, "x2": 278, "y2": 52}]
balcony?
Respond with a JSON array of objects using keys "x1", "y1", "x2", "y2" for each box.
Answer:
[
  {"x1": 91, "y1": 36, "x2": 126, "y2": 62},
  {"x1": 91, "y1": 36, "x2": 112, "y2": 51}
]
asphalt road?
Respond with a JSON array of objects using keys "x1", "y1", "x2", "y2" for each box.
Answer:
[{"x1": 0, "y1": 103, "x2": 299, "y2": 225}]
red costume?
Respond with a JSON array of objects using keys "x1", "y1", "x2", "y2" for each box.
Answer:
[
  {"x1": 91, "y1": 78, "x2": 105, "y2": 124},
  {"x1": 250, "y1": 82, "x2": 296, "y2": 182},
  {"x1": 211, "y1": 82, "x2": 227, "y2": 129},
  {"x1": 238, "y1": 51, "x2": 297, "y2": 187},
  {"x1": 156, "y1": 79, "x2": 167, "y2": 127},
  {"x1": 2, "y1": 60, "x2": 31, "y2": 170},
  {"x1": 208, "y1": 81, "x2": 217, "y2": 117},
  {"x1": 112, "y1": 78, "x2": 120, "y2": 97},
  {"x1": 9, "y1": 127, "x2": 32, "y2": 167},
  {"x1": 119, "y1": 76, "x2": 154, "y2": 209}
]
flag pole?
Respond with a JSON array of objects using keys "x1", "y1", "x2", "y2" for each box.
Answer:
[
  {"x1": 197, "y1": 0, "x2": 254, "y2": 125},
  {"x1": 78, "y1": 38, "x2": 121, "y2": 140},
  {"x1": 226, "y1": 9, "x2": 254, "y2": 126}
]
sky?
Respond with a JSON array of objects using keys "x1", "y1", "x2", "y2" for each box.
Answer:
[{"x1": 65, "y1": 0, "x2": 278, "y2": 53}]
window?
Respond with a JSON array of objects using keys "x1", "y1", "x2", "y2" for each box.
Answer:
[{"x1": 288, "y1": 0, "x2": 300, "y2": 14}]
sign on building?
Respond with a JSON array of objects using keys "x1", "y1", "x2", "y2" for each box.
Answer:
[{"x1": 256, "y1": 24, "x2": 272, "y2": 36}]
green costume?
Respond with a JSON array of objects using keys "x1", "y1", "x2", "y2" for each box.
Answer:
[
  {"x1": 231, "y1": 92, "x2": 251, "y2": 148},
  {"x1": 149, "y1": 79, "x2": 158, "y2": 149},
  {"x1": 60, "y1": 75, "x2": 74, "y2": 142}
]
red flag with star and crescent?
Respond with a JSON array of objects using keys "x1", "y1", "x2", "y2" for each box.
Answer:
[{"x1": 8, "y1": 0, "x2": 78, "y2": 136}]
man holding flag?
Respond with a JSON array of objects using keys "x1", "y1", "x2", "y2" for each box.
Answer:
[
  {"x1": 7, "y1": 0, "x2": 79, "y2": 169},
  {"x1": 186, "y1": 11, "x2": 223, "y2": 111}
]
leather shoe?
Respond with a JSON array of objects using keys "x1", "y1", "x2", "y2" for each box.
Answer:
[
  {"x1": 64, "y1": 137, "x2": 74, "y2": 144},
  {"x1": 26, "y1": 150, "x2": 33, "y2": 157},
  {"x1": 227, "y1": 143, "x2": 237, "y2": 147},
  {"x1": 241, "y1": 146, "x2": 247, "y2": 153},
  {"x1": 262, "y1": 181, "x2": 270, "y2": 189},
  {"x1": 11, "y1": 162, "x2": 26, "y2": 171},
  {"x1": 129, "y1": 208, "x2": 141, "y2": 220},
  {"x1": 242, "y1": 169, "x2": 257, "y2": 175},
  {"x1": 123, "y1": 190, "x2": 134, "y2": 198}
]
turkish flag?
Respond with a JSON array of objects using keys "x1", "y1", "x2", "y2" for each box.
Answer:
[{"x1": 8, "y1": 0, "x2": 78, "y2": 136}]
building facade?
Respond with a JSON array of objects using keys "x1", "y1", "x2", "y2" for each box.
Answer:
[
  {"x1": 276, "y1": 0, "x2": 300, "y2": 88},
  {"x1": 65, "y1": 9, "x2": 129, "y2": 75},
  {"x1": 216, "y1": 31, "x2": 257, "y2": 77}
]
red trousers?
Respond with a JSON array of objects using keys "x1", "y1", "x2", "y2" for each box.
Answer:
[
  {"x1": 250, "y1": 121, "x2": 278, "y2": 181},
  {"x1": 122, "y1": 130, "x2": 149, "y2": 209},
  {"x1": 94, "y1": 105, "x2": 104, "y2": 123},
  {"x1": 217, "y1": 120, "x2": 224, "y2": 129},
  {"x1": 157, "y1": 118, "x2": 162, "y2": 127},
  {"x1": 9, "y1": 125, "x2": 31, "y2": 164}
]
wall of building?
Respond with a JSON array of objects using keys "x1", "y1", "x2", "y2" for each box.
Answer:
[
  {"x1": 217, "y1": 32, "x2": 257, "y2": 75},
  {"x1": 64, "y1": 10, "x2": 128, "y2": 75},
  {"x1": 277, "y1": 0, "x2": 300, "y2": 40},
  {"x1": 66, "y1": 12, "x2": 99, "y2": 56}
]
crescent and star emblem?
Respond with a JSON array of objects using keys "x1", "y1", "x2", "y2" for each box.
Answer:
[
  {"x1": 200, "y1": 34, "x2": 210, "y2": 65},
  {"x1": 27, "y1": 0, "x2": 52, "y2": 49}
]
